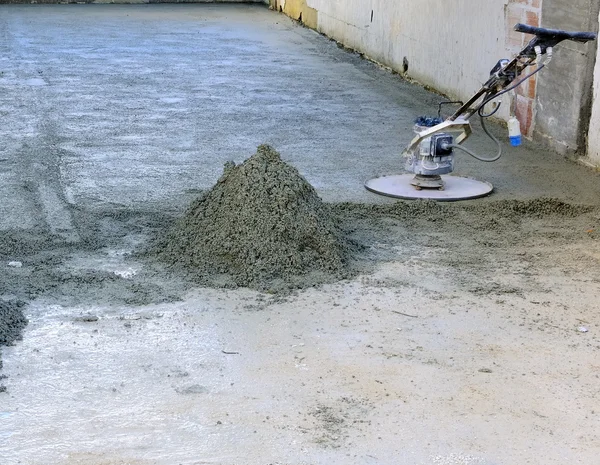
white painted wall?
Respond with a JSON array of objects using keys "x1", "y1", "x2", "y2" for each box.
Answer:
[
  {"x1": 306, "y1": 0, "x2": 512, "y2": 116},
  {"x1": 587, "y1": 8, "x2": 600, "y2": 167}
]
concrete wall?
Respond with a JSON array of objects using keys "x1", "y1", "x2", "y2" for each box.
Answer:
[
  {"x1": 277, "y1": 0, "x2": 512, "y2": 112},
  {"x1": 535, "y1": 0, "x2": 600, "y2": 156},
  {"x1": 587, "y1": 8, "x2": 600, "y2": 167},
  {"x1": 275, "y1": 0, "x2": 599, "y2": 160}
]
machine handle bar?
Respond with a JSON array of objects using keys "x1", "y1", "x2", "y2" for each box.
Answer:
[
  {"x1": 514, "y1": 23, "x2": 597, "y2": 43},
  {"x1": 448, "y1": 23, "x2": 597, "y2": 121}
]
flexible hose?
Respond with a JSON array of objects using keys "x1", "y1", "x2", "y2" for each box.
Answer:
[
  {"x1": 477, "y1": 64, "x2": 546, "y2": 118},
  {"x1": 445, "y1": 115, "x2": 502, "y2": 162}
]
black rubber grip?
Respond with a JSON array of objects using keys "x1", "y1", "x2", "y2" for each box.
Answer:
[{"x1": 515, "y1": 23, "x2": 597, "y2": 42}]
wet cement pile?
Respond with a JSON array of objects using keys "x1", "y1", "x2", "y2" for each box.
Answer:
[
  {"x1": 152, "y1": 145, "x2": 354, "y2": 291},
  {"x1": 0, "y1": 300, "x2": 27, "y2": 374}
]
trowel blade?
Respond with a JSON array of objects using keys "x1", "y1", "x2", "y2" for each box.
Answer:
[{"x1": 365, "y1": 174, "x2": 493, "y2": 201}]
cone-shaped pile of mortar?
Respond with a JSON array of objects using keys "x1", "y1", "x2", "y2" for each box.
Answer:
[{"x1": 155, "y1": 145, "x2": 351, "y2": 290}]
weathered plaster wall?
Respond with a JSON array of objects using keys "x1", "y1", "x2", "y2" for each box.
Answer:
[
  {"x1": 276, "y1": 0, "x2": 535, "y2": 123},
  {"x1": 586, "y1": 7, "x2": 600, "y2": 167},
  {"x1": 314, "y1": 0, "x2": 510, "y2": 106},
  {"x1": 276, "y1": 0, "x2": 599, "y2": 158},
  {"x1": 536, "y1": 0, "x2": 599, "y2": 157}
]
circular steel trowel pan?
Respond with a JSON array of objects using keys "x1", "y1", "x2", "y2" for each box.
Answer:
[{"x1": 365, "y1": 174, "x2": 493, "y2": 201}]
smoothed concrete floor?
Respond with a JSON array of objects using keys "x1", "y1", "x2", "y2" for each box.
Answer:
[{"x1": 1, "y1": 3, "x2": 600, "y2": 220}]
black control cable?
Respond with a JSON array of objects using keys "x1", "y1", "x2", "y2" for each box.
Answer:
[
  {"x1": 442, "y1": 63, "x2": 546, "y2": 162},
  {"x1": 477, "y1": 63, "x2": 546, "y2": 118},
  {"x1": 442, "y1": 115, "x2": 502, "y2": 162}
]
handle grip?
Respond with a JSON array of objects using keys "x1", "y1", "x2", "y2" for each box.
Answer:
[{"x1": 515, "y1": 23, "x2": 597, "y2": 43}]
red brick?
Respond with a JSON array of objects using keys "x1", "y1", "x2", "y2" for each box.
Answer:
[
  {"x1": 507, "y1": 4, "x2": 524, "y2": 26},
  {"x1": 507, "y1": 6, "x2": 525, "y2": 48},
  {"x1": 527, "y1": 74, "x2": 537, "y2": 99},
  {"x1": 516, "y1": 78, "x2": 529, "y2": 98},
  {"x1": 526, "y1": 10, "x2": 540, "y2": 27},
  {"x1": 515, "y1": 97, "x2": 534, "y2": 136},
  {"x1": 507, "y1": 30, "x2": 524, "y2": 49}
]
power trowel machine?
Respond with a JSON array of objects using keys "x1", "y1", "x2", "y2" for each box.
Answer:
[{"x1": 365, "y1": 23, "x2": 597, "y2": 201}]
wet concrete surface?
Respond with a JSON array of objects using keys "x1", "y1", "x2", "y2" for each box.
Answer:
[
  {"x1": 1, "y1": 4, "x2": 600, "y2": 465},
  {"x1": 1, "y1": 3, "x2": 600, "y2": 216}
]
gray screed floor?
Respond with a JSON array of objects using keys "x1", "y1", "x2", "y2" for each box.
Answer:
[{"x1": 1, "y1": 4, "x2": 599, "y2": 465}]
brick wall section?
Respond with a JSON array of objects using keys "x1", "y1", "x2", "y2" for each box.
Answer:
[{"x1": 506, "y1": 0, "x2": 542, "y2": 138}]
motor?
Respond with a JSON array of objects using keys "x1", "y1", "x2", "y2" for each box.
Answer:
[{"x1": 406, "y1": 118, "x2": 455, "y2": 190}]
